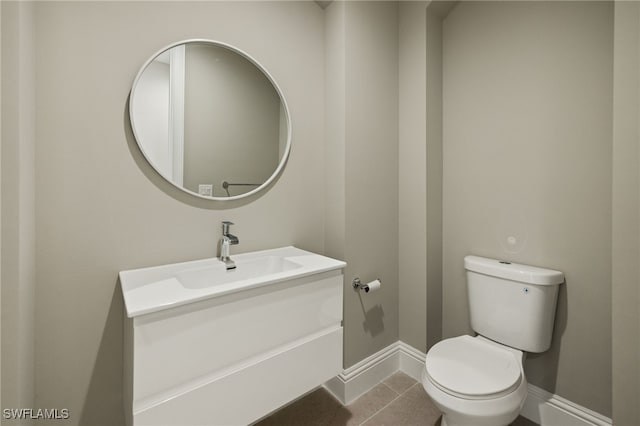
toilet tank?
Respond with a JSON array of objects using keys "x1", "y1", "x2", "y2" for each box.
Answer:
[{"x1": 464, "y1": 256, "x2": 564, "y2": 353}]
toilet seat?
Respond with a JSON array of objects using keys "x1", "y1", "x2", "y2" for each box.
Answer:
[{"x1": 425, "y1": 335, "x2": 522, "y2": 400}]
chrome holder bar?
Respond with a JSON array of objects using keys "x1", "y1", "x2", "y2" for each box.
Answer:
[{"x1": 222, "y1": 181, "x2": 262, "y2": 197}]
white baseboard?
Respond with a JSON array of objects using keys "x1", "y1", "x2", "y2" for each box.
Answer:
[
  {"x1": 324, "y1": 341, "x2": 400, "y2": 404},
  {"x1": 397, "y1": 341, "x2": 426, "y2": 381},
  {"x1": 324, "y1": 340, "x2": 612, "y2": 426},
  {"x1": 521, "y1": 383, "x2": 612, "y2": 426}
]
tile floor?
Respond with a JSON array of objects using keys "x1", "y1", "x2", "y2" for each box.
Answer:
[{"x1": 256, "y1": 372, "x2": 538, "y2": 426}]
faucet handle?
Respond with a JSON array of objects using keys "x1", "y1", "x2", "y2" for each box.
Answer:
[{"x1": 222, "y1": 221, "x2": 234, "y2": 235}]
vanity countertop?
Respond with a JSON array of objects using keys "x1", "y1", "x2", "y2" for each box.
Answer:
[{"x1": 119, "y1": 246, "x2": 346, "y2": 318}]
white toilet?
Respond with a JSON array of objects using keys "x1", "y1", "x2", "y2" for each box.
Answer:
[{"x1": 422, "y1": 255, "x2": 564, "y2": 426}]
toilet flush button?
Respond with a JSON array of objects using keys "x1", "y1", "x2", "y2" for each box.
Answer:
[{"x1": 507, "y1": 236, "x2": 517, "y2": 246}]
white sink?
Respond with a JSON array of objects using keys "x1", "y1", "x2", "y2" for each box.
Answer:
[
  {"x1": 119, "y1": 246, "x2": 345, "y2": 317},
  {"x1": 176, "y1": 256, "x2": 303, "y2": 289}
]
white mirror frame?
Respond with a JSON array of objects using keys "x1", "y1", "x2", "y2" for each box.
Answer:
[{"x1": 129, "y1": 39, "x2": 292, "y2": 201}]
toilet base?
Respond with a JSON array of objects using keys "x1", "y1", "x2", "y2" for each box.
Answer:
[
  {"x1": 440, "y1": 412, "x2": 515, "y2": 426},
  {"x1": 440, "y1": 414, "x2": 513, "y2": 426},
  {"x1": 422, "y1": 367, "x2": 526, "y2": 426}
]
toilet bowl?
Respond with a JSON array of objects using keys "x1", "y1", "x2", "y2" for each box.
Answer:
[
  {"x1": 422, "y1": 256, "x2": 564, "y2": 426},
  {"x1": 421, "y1": 335, "x2": 527, "y2": 426}
]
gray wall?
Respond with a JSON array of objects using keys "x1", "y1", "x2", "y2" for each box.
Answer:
[
  {"x1": 397, "y1": 0, "x2": 453, "y2": 355},
  {"x1": 0, "y1": 0, "x2": 3, "y2": 415},
  {"x1": 398, "y1": 1, "x2": 428, "y2": 354},
  {"x1": 612, "y1": 2, "x2": 640, "y2": 424},
  {"x1": 442, "y1": 1, "x2": 613, "y2": 416},
  {"x1": 325, "y1": 0, "x2": 399, "y2": 368},
  {"x1": 32, "y1": 2, "x2": 324, "y2": 424},
  {"x1": 324, "y1": 0, "x2": 346, "y2": 263},
  {"x1": 1, "y1": 1, "x2": 36, "y2": 422}
]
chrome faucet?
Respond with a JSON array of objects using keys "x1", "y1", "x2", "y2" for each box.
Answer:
[{"x1": 220, "y1": 221, "x2": 239, "y2": 270}]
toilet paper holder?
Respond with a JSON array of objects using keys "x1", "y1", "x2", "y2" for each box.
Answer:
[{"x1": 352, "y1": 277, "x2": 382, "y2": 293}]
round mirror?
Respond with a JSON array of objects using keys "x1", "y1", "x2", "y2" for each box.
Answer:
[{"x1": 129, "y1": 40, "x2": 291, "y2": 200}]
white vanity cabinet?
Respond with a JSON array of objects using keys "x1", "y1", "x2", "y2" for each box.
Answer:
[{"x1": 120, "y1": 247, "x2": 345, "y2": 426}]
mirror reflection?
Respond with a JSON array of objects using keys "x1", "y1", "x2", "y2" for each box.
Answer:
[{"x1": 130, "y1": 41, "x2": 290, "y2": 199}]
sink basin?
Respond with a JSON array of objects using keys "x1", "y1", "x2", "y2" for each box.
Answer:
[
  {"x1": 119, "y1": 246, "x2": 345, "y2": 317},
  {"x1": 176, "y1": 256, "x2": 303, "y2": 289}
]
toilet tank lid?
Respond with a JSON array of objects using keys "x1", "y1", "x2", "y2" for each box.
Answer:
[{"x1": 464, "y1": 255, "x2": 564, "y2": 286}]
